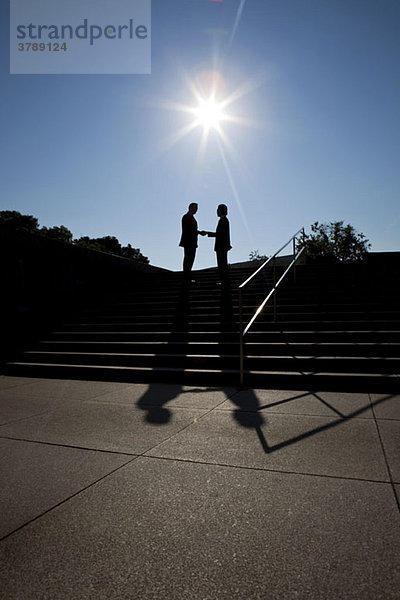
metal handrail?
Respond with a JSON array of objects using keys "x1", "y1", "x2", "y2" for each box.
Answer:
[
  {"x1": 238, "y1": 227, "x2": 305, "y2": 290},
  {"x1": 239, "y1": 227, "x2": 305, "y2": 386}
]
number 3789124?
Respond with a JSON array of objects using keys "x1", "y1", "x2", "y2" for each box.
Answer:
[{"x1": 18, "y1": 42, "x2": 67, "y2": 51}]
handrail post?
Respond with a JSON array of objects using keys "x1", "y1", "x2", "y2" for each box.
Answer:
[
  {"x1": 239, "y1": 287, "x2": 244, "y2": 387},
  {"x1": 293, "y1": 236, "x2": 296, "y2": 283},
  {"x1": 237, "y1": 226, "x2": 305, "y2": 382},
  {"x1": 273, "y1": 256, "x2": 277, "y2": 321}
]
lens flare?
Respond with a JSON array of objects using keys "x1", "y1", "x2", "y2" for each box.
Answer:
[
  {"x1": 153, "y1": 65, "x2": 264, "y2": 156},
  {"x1": 193, "y1": 98, "x2": 225, "y2": 130}
]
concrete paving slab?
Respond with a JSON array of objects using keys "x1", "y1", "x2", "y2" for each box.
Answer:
[
  {"x1": 395, "y1": 485, "x2": 400, "y2": 506},
  {"x1": 0, "y1": 376, "x2": 45, "y2": 390},
  {"x1": 0, "y1": 402, "x2": 207, "y2": 454},
  {"x1": 0, "y1": 377, "x2": 135, "y2": 402},
  {"x1": 93, "y1": 382, "x2": 236, "y2": 410},
  {"x1": 220, "y1": 389, "x2": 373, "y2": 418},
  {"x1": 370, "y1": 393, "x2": 400, "y2": 420},
  {"x1": 0, "y1": 391, "x2": 66, "y2": 426},
  {"x1": 376, "y1": 420, "x2": 400, "y2": 483},
  {"x1": 0, "y1": 458, "x2": 398, "y2": 599},
  {"x1": 147, "y1": 410, "x2": 390, "y2": 481},
  {"x1": 0, "y1": 438, "x2": 132, "y2": 539},
  {"x1": 0, "y1": 378, "x2": 142, "y2": 426}
]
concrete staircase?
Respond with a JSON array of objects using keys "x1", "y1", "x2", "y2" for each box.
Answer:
[
  {"x1": 241, "y1": 262, "x2": 400, "y2": 391},
  {"x1": 5, "y1": 261, "x2": 400, "y2": 391}
]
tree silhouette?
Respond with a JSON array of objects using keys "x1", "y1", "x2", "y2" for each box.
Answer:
[
  {"x1": 249, "y1": 250, "x2": 268, "y2": 263},
  {"x1": 40, "y1": 225, "x2": 73, "y2": 243},
  {"x1": 74, "y1": 235, "x2": 149, "y2": 263},
  {"x1": 121, "y1": 243, "x2": 150, "y2": 263},
  {"x1": 1, "y1": 210, "x2": 149, "y2": 263},
  {"x1": 298, "y1": 221, "x2": 371, "y2": 263},
  {"x1": 0, "y1": 210, "x2": 39, "y2": 233}
]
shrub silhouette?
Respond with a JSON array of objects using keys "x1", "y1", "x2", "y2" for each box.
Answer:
[
  {"x1": 1, "y1": 210, "x2": 149, "y2": 263},
  {"x1": 298, "y1": 221, "x2": 371, "y2": 263}
]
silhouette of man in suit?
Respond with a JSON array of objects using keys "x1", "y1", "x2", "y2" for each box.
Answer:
[
  {"x1": 179, "y1": 203, "x2": 205, "y2": 282},
  {"x1": 206, "y1": 204, "x2": 232, "y2": 284}
]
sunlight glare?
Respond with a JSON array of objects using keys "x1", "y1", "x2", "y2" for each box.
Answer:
[
  {"x1": 155, "y1": 68, "x2": 264, "y2": 157},
  {"x1": 193, "y1": 98, "x2": 225, "y2": 130}
]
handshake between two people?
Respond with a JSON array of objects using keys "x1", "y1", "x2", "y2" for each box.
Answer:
[{"x1": 198, "y1": 230, "x2": 214, "y2": 237}]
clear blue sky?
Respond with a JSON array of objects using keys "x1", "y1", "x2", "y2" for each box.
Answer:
[{"x1": 1, "y1": 0, "x2": 399, "y2": 270}]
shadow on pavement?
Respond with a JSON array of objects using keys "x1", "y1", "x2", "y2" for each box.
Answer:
[{"x1": 136, "y1": 381, "x2": 396, "y2": 455}]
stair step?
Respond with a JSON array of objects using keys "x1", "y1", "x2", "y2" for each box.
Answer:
[
  {"x1": 20, "y1": 351, "x2": 400, "y2": 374},
  {"x1": 6, "y1": 260, "x2": 400, "y2": 391},
  {"x1": 50, "y1": 320, "x2": 400, "y2": 335},
  {"x1": 44, "y1": 331, "x2": 400, "y2": 344},
  {"x1": 5, "y1": 362, "x2": 399, "y2": 393},
  {"x1": 36, "y1": 341, "x2": 400, "y2": 357},
  {"x1": 60, "y1": 314, "x2": 400, "y2": 328}
]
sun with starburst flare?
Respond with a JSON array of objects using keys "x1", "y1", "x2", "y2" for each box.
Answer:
[
  {"x1": 192, "y1": 97, "x2": 227, "y2": 132},
  {"x1": 156, "y1": 68, "x2": 259, "y2": 158}
]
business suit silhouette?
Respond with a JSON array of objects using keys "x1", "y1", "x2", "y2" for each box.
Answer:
[
  {"x1": 179, "y1": 203, "x2": 204, "y2": 281},
  {"x1": 207, "y1": 204, "x2": 232, "y2": 283}
]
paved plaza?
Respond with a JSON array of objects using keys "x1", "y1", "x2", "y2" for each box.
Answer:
[{"x1": 0, "y1": 375, "x2": 399, "y2": 599}]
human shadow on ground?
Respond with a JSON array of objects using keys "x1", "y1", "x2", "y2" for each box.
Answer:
[
  {"x1": 137, "y1": 270, "x2": 236, "y2": 421},
  {"x1": 137, "y1": 276, "x2": 241, "y2": 425},
  {"x1": 137, "y1": 383, "x2": 210, "y2": 424},
  {"x1": 137, "y1": 274, "x2": 397, "y2": 453},
  {"x1": 137, "y1": 379, "x2": 397, "y2": 455},
  {"x1": 136, "y1": 279, "x2": 190, "y2": 424}
]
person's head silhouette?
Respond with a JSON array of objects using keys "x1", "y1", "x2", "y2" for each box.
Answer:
[{"x1": 217, "y1": 203, "x2": 228, "y2": 217}]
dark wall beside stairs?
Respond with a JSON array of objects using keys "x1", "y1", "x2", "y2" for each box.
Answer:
[
  {"x1": 0, "y1": 229, "x2": 167, "y2": 361},
  {"x1": 302, "y1": 252, "x2": 400, "y2": 296}
]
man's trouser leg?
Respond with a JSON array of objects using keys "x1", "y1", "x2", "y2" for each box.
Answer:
[
  {"x1": 183, "y1": 247, "x2": 196, "y2": 280},
  {"x1": 216, "y1": 250, "x2": 228, "y2": 283}
]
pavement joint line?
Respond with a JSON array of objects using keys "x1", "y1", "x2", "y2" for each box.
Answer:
[
  {"x1": 134, "y1": 413, "x2": 214, "y2": 457},
  {"x1": 213, "y1": 407, "x2": 375, "y2": 420},
  {"x1": 129, "y1": 389, "x2": 244, "y2": 458},
  {"x1": 0, "y1": 377, "x2": 46, "y2": 390},
  {"x1": 0, "y1": 454, "x2": 139, "y2": 544},
  {"x1": 0, "y1": 401, "x2": 245, "y2": 463},
  {"x1": 224, "y1": 387, "x2": 243, "y2": 400},
  {"x1": 0, "y1": 435, "x2": 138, "y2": 457},
  {"x1": 369, "y1": 393, "x2": 400, "y2": 514},
  {"x1": 228, "y1": 388, "x2": 382, "y2": 419},
  {"x1": 139, "y1": 454, "x2": 395, "y2": 486},
  {"x1": 77, "y1": 382, "x2": 139, "y2": 403},
  {"x1": 2, "y1": 382, "x2": 399, "y2": 512},
  {"x1": 130, "y1": 387, "x2": 381, "y2": 458},
  {"x1": 10, "y1": 394, "x2": 386, "y2": 533},
  {"x1": 174, "y1": 399, "x2": 396, "y2": 458},
  {"x1": 0, "y1": 377, "x2": 138, "y2": 405},
  {"x1": 0, "y1": 410, "x2": 59, "y2": 428}
]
